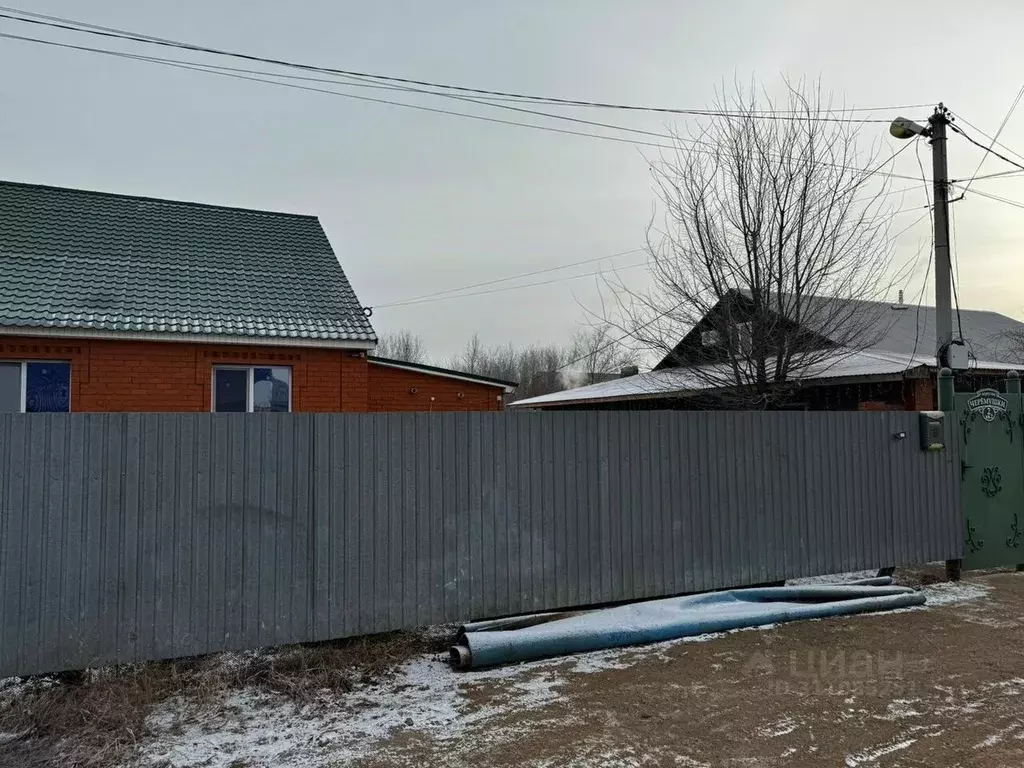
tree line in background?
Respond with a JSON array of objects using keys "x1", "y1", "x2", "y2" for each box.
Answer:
[{"x1": 373, "y1": 326, "x2": 638, "y2": 402}]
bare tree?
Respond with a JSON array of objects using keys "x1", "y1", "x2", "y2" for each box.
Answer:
[
  {"x1": 567, "y1": 325, "x2": 639, "y2": 386},
  {"x1": 446, "y1": 335, "x2": 571, "y2": 401},
  {"x1": 374, "y1": 329, "x2": 428, "y2": 363},
  {"x1": 515, "y1": 344, "x2": 568, "y2": 400},
  {"x1": 607, "y1": 79, "x2": 908, "y2": 406}
]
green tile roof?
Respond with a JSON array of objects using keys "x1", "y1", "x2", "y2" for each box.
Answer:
[{"x1": 0, "y1": 180, "x2": 376, "y2": 344}]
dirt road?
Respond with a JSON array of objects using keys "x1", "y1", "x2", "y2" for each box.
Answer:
[{"x1": 347, "y1": 571, "x2": 1024, "y2": 767}]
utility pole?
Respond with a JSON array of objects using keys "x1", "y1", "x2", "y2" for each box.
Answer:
[{"x1": 929, "y1": 104, "x2": 952, "y2": 367}]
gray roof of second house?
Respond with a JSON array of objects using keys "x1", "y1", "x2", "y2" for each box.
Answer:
[
  {"x1": 512, "y1": 346, "x2": 1021, "y2": 408},
  {"x1": 657, "y1": 291, "x2": 1024, "y2": 368},
  {"x1": 829, "y1": 296, "x2": 1023, "y2": 362},
  {"x1": 0, "y1": 180, "x2": 376, "y2": 345}
]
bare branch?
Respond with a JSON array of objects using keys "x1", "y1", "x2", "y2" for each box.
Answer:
[
  {"x1": 604, "y1": 78, "x2": 906, "y2": 406},
  {"x1": 374, "y1": 329, "x2": 428, "y2": 364}
]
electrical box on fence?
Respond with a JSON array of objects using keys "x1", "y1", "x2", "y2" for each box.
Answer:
[{"x1": 919, "y1": 411, "x2": 945, "y2": 451}]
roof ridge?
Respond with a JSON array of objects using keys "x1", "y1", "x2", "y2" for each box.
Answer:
[{"x1": 0, "y1": 178, "x2": 319, "y2": 221}]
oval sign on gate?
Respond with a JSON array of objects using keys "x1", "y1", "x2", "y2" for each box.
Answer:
[{"x1": 967, "y1": 389, "x2": 1008, "y2": 422}]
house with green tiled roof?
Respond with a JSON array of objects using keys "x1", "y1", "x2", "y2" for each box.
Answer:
[{"x1": 0, "y1": 180, "x2": 513, "y2": 413}]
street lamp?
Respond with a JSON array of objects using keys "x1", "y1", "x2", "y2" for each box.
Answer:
[
  {"x1": 889, "y1": 117, "x2": 930, "y2": 140},
  {"x1": 888, "y1": 106, "x2": 966, "y2": 370}
]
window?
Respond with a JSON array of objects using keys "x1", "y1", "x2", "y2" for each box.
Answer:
[
  {"x1": 733, "y1": 322, "x2": 753, "y2": 354},
  {"x1": 701, "y1": 329, "x2": 723, "y2": 347},
  {"x1": 0, "y1": 361, "x2": 71, "y2": 413},
  {"x1": 212, "y1": 366, "x2": 291, "y2": 412}
]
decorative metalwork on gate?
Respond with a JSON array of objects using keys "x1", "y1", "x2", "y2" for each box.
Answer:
[
  {"x1": 965, "y1": 518, "x2": 985, "y2": 553},
  {"x1": 961, "y1": 409, "x2": 1014, "y2": 445},
  {"x1": 981, "y1": 466, "x2": 1003, "y2": 497},
  {"x1": 957, "y1": 380, "x2": 1024, "y2": 571},
  {"x1": 1008, "y1": 514, "x2": 1022, "y2": 549}
]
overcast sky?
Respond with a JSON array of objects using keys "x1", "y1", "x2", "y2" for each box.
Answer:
[{"x1": 1, "y1": 1, "x2": 1022, "y2": 360}]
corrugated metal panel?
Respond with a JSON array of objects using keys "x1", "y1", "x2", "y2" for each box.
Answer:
[{"x1": 0, "y1": 411, "x2": 962, "y2": 677}]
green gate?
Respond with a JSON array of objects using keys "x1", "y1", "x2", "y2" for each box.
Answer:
[{"x1": 953, "y1": 372, "x2": 1024, "y2": 570}]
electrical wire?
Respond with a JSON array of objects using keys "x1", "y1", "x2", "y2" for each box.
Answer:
[
  {"x1": 950, "y1": 110, "x2": 1024, "y2": 165},
  {"x1": 909, "y1": 251, "x2": 934, "y2": 364},
  {"x1": 955, "y1": 168, "x2": 1024, "y2": 183},
  {"x1": 965, "y1": 187, "x2": 1024, "y2": 210},
  {"x1": 908, "y1": 138, "x2": 934, "y2": 364},
  {"x1": 955, "y1": 88, "x2": 1024, "y2": 198},
  {"x1": 949, "y1": 201, "x2": 964, "y2": 342},
  {"x1": 377, "y1": 258, "x2": 651, "y2": 309},
  {"x1": 0, "y1": 30, "x2": 931, "y2": 184},
  {"x1": 0, "y1": 5, "x2": 932, "y2": 122},
  {"x1": 0, "y1": 32, "x2": 682, "y2": 152},
  {"x1": 950, "y1": 122, "x2": 1024, "y2": 175},
  {"x1": 379, "y1": 201, "x2": 933, "y2": 310},
  {"x1": 373, "y1": 248, "x2": 645, "y2": 308}
]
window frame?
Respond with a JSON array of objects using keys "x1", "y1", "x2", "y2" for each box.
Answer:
[
  {"x1": 0, "y1": 360, "x2": 73, "y2": 413},
  {"x1": 732, "y1": 321, "x2": 754, "y2": 355},
  {"x1": 700, "y1": 329, "x2": 723, "y2": 348},
  {"x1": 210, "y1": 365, "x2": 293, "y2": 413}
]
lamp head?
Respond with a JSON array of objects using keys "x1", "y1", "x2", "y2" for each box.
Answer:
[{"x1": 889, "y1": 117, "x2": 930, "y2": 140}]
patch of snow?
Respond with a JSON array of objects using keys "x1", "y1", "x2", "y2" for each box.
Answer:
[
  {"x1": 758, "y1": 717, "x2": 799, "y2": 737},
  {"x1": 781, "y1": 747, "x2": 798, "y2": 757},
  {"x1": 919, "y1": 581, "x2": 992, "y2": 606},
  {"x1": 974, "y1": 722, "x2": 1022, "y2": 748},
  {"x1": 557, "y1": 745, "x2": 708, "y2": 768},
  {"x1": 845, "y1": 738, "x2": 916, "y2": 766},
  {"x1": 982, "y1": 678, "x2": 1024, "y2": 696},
  {"x1": 0, "y1": 676, "x2": 56, "y2": 696},
  {"x1": 787, "y1": 571, "x2": 876, "y2": 585},
  {"x1": 136, "y1": 648, "x2": 651, "y2": 768},
  {"x1": 882, "y1": 699, "x2": 923, "y2": 719}
]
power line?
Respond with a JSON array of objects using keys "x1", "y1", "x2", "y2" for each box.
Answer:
[
  {"x1": 376, "y1": 258, "x2": 652, "y2": 309},
  {"x1": 962, "y1": 186, "x2": 1024, "y2": 210},
  {"x1": 956, "y1": 168, "x2": 1024, "y2": 183},
  {"x1": 908, "y1": 138, "x2": 934, "y2": 364},
  {"x1": 950, "y1": 110, "x2": 1024, "y2": 166},
  {"x1": 0, "y1": 5, "x2": 931, "y2": 122},
  {"x1": 950, "y1": 123, "x2": 1024, "y2": 174},
  {"x1": 950, "y1": 95, "x2": 1024, "y2": 199},
  {"x1": 892, "y1": 209, "x2": 932, "y2": 240},
  {"x1": 0, "y1": 31, "x2": 686, "y2": 152},
  {"x1": 378, "y1": 202, "x2": 931, "y2": 311},
  {"x1": 373, "y1": 248, "x2": 645, "y2": 308},
  {"x1": 0, "y1": 31, "x2": 930, "y2": 184},
  {"x1": 950, "y1": 200, "x2": 964, "y2": 342}
]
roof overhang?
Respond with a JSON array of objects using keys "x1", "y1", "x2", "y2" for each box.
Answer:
[
  {"x1": 0, "y1": 326, "x2": 377, "y2": 350},
  {"x1": 368, "y1": 356, "x2": 517, "y2": 392},
  {"x1": 512, "y1": 357, "x2": 1022, "y2": 409}
]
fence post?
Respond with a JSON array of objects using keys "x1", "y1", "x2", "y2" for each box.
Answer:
[
  {"x1": 1006, "y1": 369, "x2": 1020, "y2": 396},
  {"x1": 937, "y1": 367, "x2": 955, "y2": 412},
  {"x1": 938, "y1": 368, "x2": 962, "y2": 582}
]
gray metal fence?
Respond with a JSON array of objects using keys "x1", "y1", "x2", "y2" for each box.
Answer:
[{"x1": 0, "y1": 411, "x2": 961, "y2": 677}]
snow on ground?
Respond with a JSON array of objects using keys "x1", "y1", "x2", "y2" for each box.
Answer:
[
  {"x1": 918, "y1": 580, "x2": 992, "y2": 606},
  {"x1": 845, "y1": 737, "x2": 917, "y2": 766},
  {"x1": 787, "y1": 570, "x2": 877, "y2": 585},
  {"x1": 134, "y1": 623, "x2": 786, "y2": 768},
  {"x1": 120, "y1": 575, "x2": 994, "y2": 767}
]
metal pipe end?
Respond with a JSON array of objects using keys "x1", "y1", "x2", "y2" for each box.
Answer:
[{"x1": 449, "y1": 644, "x2": 472, "y2": 670}]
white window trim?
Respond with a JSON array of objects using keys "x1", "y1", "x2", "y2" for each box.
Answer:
[
  {"x1": 211, "y1": 365, "x2": 293, "y2": 413},
  {"x1": 0, "y1": 360, "x2": 72, "y2": 413}
]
